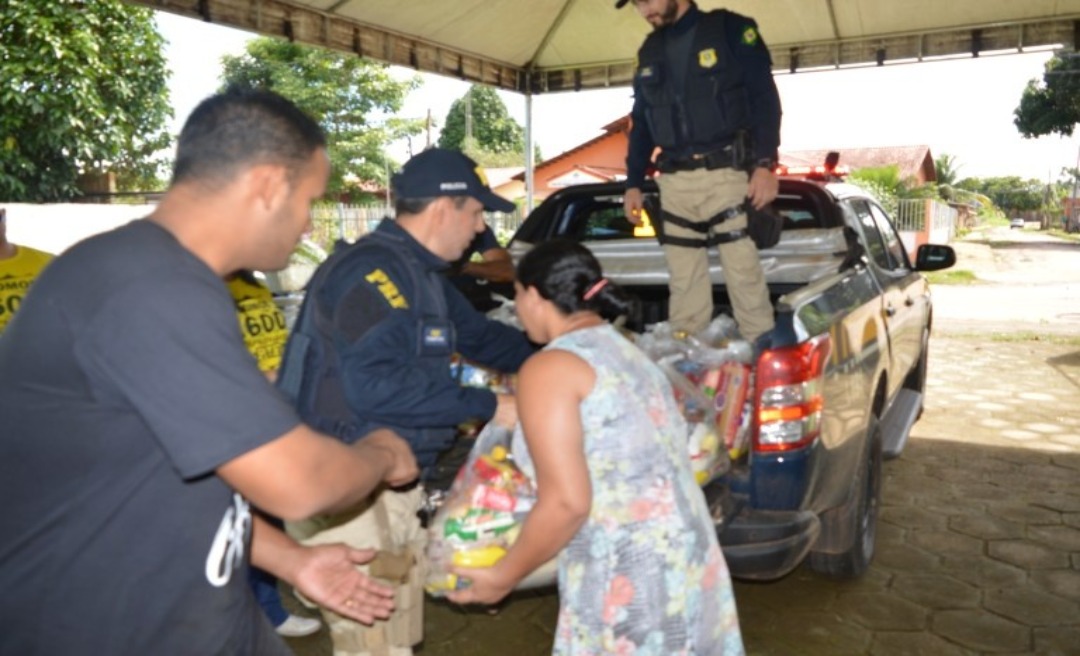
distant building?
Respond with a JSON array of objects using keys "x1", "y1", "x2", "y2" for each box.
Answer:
[
  {"x1": 493, "y1": 117, "x2": 630, "y2": 202},
  {"x1": 492, "y1": 115, "x2": 938, "y2": 203},
  {"x1": 780, "y1": 145, "x2": 937, "y2": 184}
]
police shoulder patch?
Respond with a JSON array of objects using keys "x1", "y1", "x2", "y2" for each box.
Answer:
[{"x1": 741, "y1": 25, "x2": 759, "y2": 46}]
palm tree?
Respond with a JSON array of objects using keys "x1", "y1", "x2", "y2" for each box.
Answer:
[{"x1": 935, "y1": 154, "x2": 961, "y2": 186}]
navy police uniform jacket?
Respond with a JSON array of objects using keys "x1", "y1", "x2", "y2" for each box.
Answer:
[
  {"x1": 277, "y1": 219, "x2": 534, "y2": 469},
  {"x1": 626, "y1": 3, "x2": 782, "y2": 188}
]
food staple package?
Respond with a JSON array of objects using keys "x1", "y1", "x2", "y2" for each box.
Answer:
[
  {"x1": 637, "y1": 317, "x2": 754, "y2": 484},
  {"x1": 424, "y1": 423, "x2": 535, "y2": 596}
]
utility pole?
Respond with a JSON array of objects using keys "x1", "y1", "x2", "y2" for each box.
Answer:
[
  {"x1": 385, "y1": 158, "x2": 391, "y2": 217},
  {"x1": 1070, "y1": 144, "x2": 1080, "y2": 231},
  {"x1": 425, "y1": 109, "x2": 432, "y2": 149},
  {"x1": 465, "y1": 89, "x2": 473, "y2": 144}
]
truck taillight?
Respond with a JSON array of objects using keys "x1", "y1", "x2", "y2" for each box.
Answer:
[{"x1": 753, "y1": 335, "x2": 831, "y2": 452}]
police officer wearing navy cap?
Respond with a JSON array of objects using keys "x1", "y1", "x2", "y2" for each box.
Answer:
[
  {"x1": 620, "y1": 0, "x2": 781, "y2": 348},
  {"x1": 277, "y1": 147, "x2": 534, "y2": 655}
]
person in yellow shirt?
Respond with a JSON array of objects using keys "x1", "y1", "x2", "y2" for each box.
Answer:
[
  {"x1": 228, "y1": 270, "x2": 290, "y2": 379},
  {"x1": 0, "y1": 208, "x2": 54, "y2": 335},
  {"x1": 228, "y1": 269, "x2": 324, "y2": 639}
]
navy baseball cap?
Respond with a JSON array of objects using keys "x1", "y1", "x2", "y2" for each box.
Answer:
[{"x1": 391, "y1": 148, "x2": 515, "y2": 213}]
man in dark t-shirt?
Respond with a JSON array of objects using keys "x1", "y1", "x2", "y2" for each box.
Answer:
[{"x1": 0, "y1": 90, "x2": 418, "y2": 655}]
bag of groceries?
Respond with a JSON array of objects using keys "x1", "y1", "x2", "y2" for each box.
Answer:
[
  {"x1": 424, "y1": 422, "x2": 535, "y2": 596},
  {"x1": 636, "y1": 316, "x2": 754, "y2": 485}
]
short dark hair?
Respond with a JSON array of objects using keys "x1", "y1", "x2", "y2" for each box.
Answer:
[
  {"x1": 171, "y1": 88, "x2": 326, "y2": 188},
  {"x1": 516, "y1": 239, "x2": 634, "y2": 321},
  {"x1": 395, "y1": 195, "x2": 469, "y2": 216}
]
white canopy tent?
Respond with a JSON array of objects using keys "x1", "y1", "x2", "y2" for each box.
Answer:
[{"x1": 131, "y1": 0, "x2": 1080, "y2": 203}]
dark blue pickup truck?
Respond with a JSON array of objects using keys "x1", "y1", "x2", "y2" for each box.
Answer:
[{"x1": 505, "y1": 177, "x2": 956, "y2": 581}]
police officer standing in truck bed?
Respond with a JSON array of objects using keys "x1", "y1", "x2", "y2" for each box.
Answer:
[{"x1": 620, "y1": 0, "x2": 782, "y2": 348}]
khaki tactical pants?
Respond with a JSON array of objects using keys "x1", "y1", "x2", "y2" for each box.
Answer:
[
  {"x1": 655, "y1": 167, "x2": 775, "y2": 341},
  {"x1": 287, "y1": 486, "x2": 426, "y2": 656}
]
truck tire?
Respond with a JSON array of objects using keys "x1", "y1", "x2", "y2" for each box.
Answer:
[{"x1": 808, "y1": 415, "x2": 883, "y2": 579}]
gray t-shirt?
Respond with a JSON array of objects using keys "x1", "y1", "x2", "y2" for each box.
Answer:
[{"x1": 0, "y1": 220, "x2": 299, "y2": 655}]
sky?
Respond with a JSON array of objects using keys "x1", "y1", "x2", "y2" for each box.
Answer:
[{"x1": 157, "y1": 11, "x2": 1080, "y2": 183}]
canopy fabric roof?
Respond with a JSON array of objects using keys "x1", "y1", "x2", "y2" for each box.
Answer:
[{"x1": 136, "y1": 0, "x2": 1080, "y2": 93}]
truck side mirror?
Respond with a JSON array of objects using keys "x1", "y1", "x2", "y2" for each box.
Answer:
[{"x1": 915, "y1": 244, "x2": 956, "y2": 272}]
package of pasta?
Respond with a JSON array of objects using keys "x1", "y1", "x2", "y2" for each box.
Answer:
[{"x1": 424, "y1": 422, "x2": 535, "y2": 596}]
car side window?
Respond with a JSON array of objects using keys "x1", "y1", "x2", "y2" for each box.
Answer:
[
  {"x1": 868, "y1": 203, "x2": 910, "y2": 270},
  {"x1": 849, "y1": 200, "x2": 893, "y2": 270},
  {"x1": 573, "y1": 203, "x2": 635, "y2": 240},
  {"x1": 773, "y1": 191, "x2": 825, "y2": 229}
]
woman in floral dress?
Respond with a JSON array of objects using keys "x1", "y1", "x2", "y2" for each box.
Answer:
[{"x1": 448, "y1": 240, "x2": 743, "y2": 655}]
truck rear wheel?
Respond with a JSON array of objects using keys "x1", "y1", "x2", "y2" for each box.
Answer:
[{"x1": 808, "y1": 416, "x2": 883, "y2": 579}]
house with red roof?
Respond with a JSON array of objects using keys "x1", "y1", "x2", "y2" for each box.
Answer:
[{"x1": 493, "y1": 114, "x2": 937, "y2": 203}]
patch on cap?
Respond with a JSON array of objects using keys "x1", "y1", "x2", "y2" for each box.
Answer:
[{"x1": 474, "y1": 166, "x2": 490, "y2": 186}]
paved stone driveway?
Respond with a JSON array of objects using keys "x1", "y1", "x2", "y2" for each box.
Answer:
[{"x1": 287, "y1": 334, "x2": 1080, "y2": 655}]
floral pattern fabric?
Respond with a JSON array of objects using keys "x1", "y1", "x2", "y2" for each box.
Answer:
[{"x1": 511, "y1": 324, "x2": 744, "y2": 655}]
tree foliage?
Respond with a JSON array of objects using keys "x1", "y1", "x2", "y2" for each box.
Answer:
[
  {"x1": 1014, "y1": 51, "x2": 1080, "y2": 138},
  {"x1": 955, "y1": 176, "x2": 1045, "y2": 213},
  {"x1": 934, "y1": 153, "x2": 960, "y2": 186},
  {"x1": 0, "y1": 0, "x2": 172, "y2": 201},
  {"x1": 220, "y1": 38, "x2": 424, "y2": 201},
  {"x1": 438, "y1": 85, "x2": 538, "y2": 166}
]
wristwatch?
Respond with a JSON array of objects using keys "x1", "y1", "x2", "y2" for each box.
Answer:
[{"x1": 754, "y1": 157, "x2": 777, "y2": 171}]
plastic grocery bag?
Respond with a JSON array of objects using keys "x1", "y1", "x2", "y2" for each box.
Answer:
[
  {"x1": 424, "y1": 422, "x2": 536, "y2": 596},
  {"x1": 637, "y1": 316, "x2": 754, "y2": 484},
  {"x1": 658, "y1": 354, "x2": 728, "y2": 486}
]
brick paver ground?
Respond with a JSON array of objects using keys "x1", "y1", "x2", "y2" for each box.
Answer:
[{"x1": 286, "y1": 334, "x2": 1080, "y2": 655}]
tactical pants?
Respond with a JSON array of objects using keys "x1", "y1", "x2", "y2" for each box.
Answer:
[
  {"x1": 655, "y1": 167, "x2": 775, "y2": 341},
  {"x1": 286, "y1": 486, "x2": 426, "y2": 656}
]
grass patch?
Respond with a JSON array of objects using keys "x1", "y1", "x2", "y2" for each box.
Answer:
[
  {"x1": 925, "y1": 269, "x2": 977, "y2": 285},
  {"x1": 1046, "y1": 228, "x2": 1080, "y2": 244},
  {"x1": 939, "y1": 331, "x2": 1080, "y2": 346}
]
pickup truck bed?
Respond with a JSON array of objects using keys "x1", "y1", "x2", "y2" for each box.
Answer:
[{"x1": 506, "y1": 178, "x2": 955, "y2": 580}]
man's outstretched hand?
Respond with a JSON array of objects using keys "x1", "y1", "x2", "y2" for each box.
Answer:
[{"x1": 292, "y1": 544, "x2": 395, "y2": 624}]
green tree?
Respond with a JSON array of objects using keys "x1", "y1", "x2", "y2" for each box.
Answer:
[
  {"x1": 0, "y1": 0, "x2": 172, "y2": 201},
  {"x1": 438, "y1": 85, "x2": 539, "y2": 166},
  {"x1": 1014, "y1": 51, "x2": 1080, "y2": 138},
  {"x1": 220, "y1": 38, "x2": 424, "y2": 200},
  {"x1": 956, "y1": 176, "x2": 1045, "y2": 214}
]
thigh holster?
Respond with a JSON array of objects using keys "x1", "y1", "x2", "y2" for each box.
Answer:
[{"x1": 655, "y1": 203, "x2": 749, "y2": 248}]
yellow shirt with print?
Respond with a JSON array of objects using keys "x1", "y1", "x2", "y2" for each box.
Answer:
[
  {"x1": 0, "y1": 245, "x2": 53, "y2": 335},
  {"x1": 227, "y1": 275, "x2": 288, "y2": 375}
]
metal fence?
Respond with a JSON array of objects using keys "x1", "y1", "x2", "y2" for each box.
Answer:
[
  {"x1": 927, "y1": 199, "x2": 957, "y2": 243},
  {"x1": 308, "y1": 203, "x2": 524, "y2": 252},
  {"x1": 894, "y1": 198, "x2": 957, "y2": 239},
  {"x1": 894, "y1": 199, "x2": 926, "y2": 232}
]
